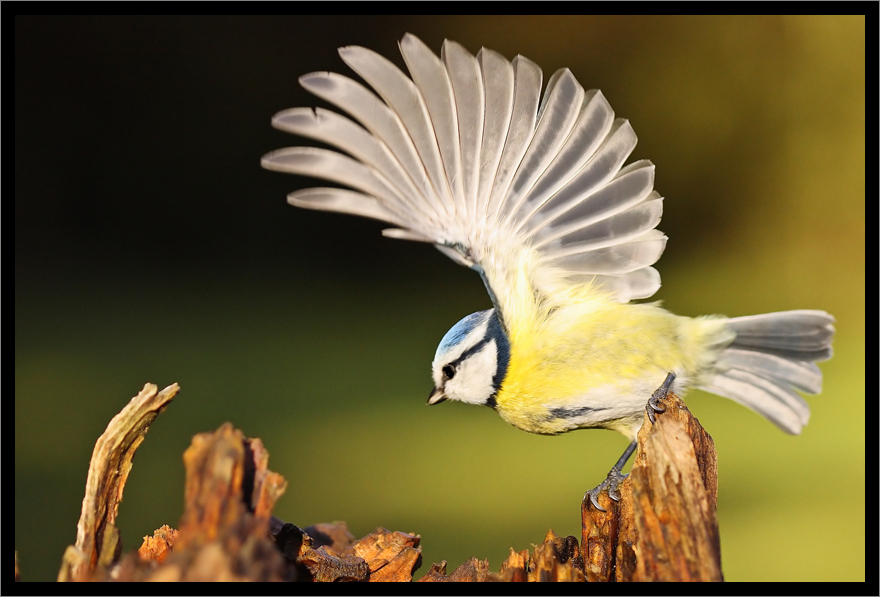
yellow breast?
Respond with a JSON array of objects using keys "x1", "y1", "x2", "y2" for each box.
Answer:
[{"x1": 493, "y1": 295, "x2": 730, "y2": 435}]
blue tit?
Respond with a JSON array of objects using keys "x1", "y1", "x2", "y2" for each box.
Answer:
[{"x1": 262, "y1": 33, "x2": 834, "y2": 508}]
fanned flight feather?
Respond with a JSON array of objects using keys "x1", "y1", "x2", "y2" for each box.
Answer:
[{"x1": 262, "y1": 33, "x2": 670, "y2": 320}]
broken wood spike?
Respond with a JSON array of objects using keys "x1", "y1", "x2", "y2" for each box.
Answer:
[
  {"x1": 628, "y1": 393, "x2": 722, "y2": 581},
  {"x1": 489, "y1": 530, "x2": 585, "y2": 582},
  {"x1": 527, "y1": 530, "x2": 585, "y2": 582},
  {"x1": 146, "y1": 423, "x2": 290, "y2": 581},
  {"x1": 57, "y1": 383, "x2": 178, "y2": 582},
  {"x1": 496, "y1": 548, "x2": 530, "y2": 582},
  {"x1": 580, "y1": 390, "x2": 723, "y2": 582}
]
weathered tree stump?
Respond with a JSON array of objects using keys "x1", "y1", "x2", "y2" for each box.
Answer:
[
  {"x1": 43, "y1": 381, "x2": 721, "y2": 582},
  {"x1": 583, "y1": 392, "x2": 723, "y2": 581}
]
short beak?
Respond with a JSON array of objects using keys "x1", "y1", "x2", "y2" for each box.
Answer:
[{"x1": 427, "y1": 386, "x2": 447, "y2": 405}]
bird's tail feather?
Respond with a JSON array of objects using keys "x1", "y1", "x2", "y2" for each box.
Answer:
[{"x1": 698, "y1": 310, "x2": 835, "y2": 434}]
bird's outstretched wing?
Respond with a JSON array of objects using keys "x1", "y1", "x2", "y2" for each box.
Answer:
[{"x1": 262, "y1": 33, "x2": 667, "y2": 321}]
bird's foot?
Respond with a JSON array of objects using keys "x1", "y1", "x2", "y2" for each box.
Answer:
[
  {"x1": 585, "y1": 439, "x2": 637, "y2": 511},
  {"x1": 585, "y1": 467, "x2": 628, "y2": 512},
  {"x1": 646, "y1": 372, "x2": 676, "y2": 424}
]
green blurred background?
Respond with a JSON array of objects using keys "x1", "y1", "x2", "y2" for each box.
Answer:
[{"x1": 15, "y1": 15, "x2": 864, "y2": 582}]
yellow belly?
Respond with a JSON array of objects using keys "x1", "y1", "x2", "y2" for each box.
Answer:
[{"x1": 493, "y1": 299, "x2": 731, "y2": 436}]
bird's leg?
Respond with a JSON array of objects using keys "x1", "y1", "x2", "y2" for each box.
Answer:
[
  {"x1": 586, "y1": 372, "x2": 677, "y2": 511},
  {"x1": 585, "y1": 440, "x2": 637, "y2": 511},
  {"x1": 646, "y1": 371, "x2": 676, "y2": 424}
]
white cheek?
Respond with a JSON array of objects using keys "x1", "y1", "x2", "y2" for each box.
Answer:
[{"x1": 449, "y1": 340, "x2": 498, "y2": 405}]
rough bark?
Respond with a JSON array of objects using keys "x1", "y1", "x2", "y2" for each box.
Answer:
[
  {"x1": 45, "y1": 382, "x2": 721, "y2": 582},
  {"x1": 582, "y1": 391, "x2": 723, "y2": 582}
]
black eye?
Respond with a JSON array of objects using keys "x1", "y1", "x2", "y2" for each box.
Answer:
[{"x1": 442, "y1": 365, "x2": 456, "y2": 380}]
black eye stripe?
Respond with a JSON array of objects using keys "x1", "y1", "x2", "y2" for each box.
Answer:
[{"x1": 447, "y1": 336, "x2": 492, "y2": 370}]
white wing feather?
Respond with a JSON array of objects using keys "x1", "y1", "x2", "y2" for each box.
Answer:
[
  {"x1": 263, "y1": 33, "x2": 668, "y2": 307},
  {"x1": 294, "y1": 72, "x2": 440, "y2": 228},
  {"x1": 399, "y1": 35, "x2": 466, "y2": 217},
  {"x1": 474, "y1": 48, "x2": 513, "y2": 217},
  {"x1": 339, "y1": 43, "x2": 456, "y2": 219},
  {"x1": 499, "y1": 68, "x2": 584, "y2": 229},
  {"x1": 442, "y1": 40, "x2": 484, "y2": 222},
  {"x1": 484, "y1": 55, "x2": 542, "y2": 233}
]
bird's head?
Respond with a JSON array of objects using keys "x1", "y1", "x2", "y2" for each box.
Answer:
[{"x1": 428, "y1": 309, "x2": 510, "y2": 408}]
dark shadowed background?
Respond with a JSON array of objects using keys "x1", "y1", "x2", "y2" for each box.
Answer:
[{"x1": 16, "y1": 15, "x2": 864, "y2": 581}]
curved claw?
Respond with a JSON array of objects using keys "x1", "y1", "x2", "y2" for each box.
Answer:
[
  {"x1": 646, "y1": 372, "x2": 675, "y2": 423},
  {"x1": 588, "y1": 490, "x2": 605, "y2": 511},
  {"x1": 607, "y1": 483, "x2": 623, "y2": 502},
  {"x1": 585, "y1": 469, "x2": 628, "y2": 512},
  {"x1": 646, "y1": 399, "x2": 665, "y2": 424}
]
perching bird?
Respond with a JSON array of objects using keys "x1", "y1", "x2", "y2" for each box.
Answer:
[{"x1": 262, "y1": 33, "x2": 835, "y2": 508}]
